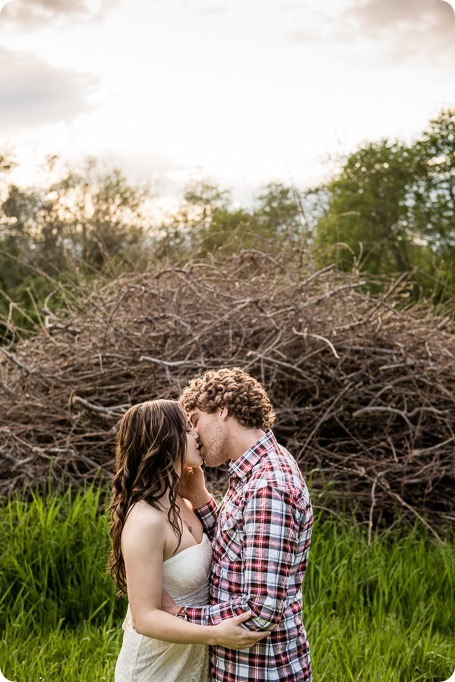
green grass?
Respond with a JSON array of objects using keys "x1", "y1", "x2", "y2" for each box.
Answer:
[
  {"x1": 0, "y1": 620, "x2": 118, "y2": 682},
  {"x1": 306, "y1": 515, "x2": 454, "y2": 681},
  {"x1": 0, "y1": 487, "x2": 453, "y2": 681}
]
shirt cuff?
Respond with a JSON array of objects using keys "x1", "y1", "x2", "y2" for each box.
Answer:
[{"x1": 195, "y1": 496, "x2": 218, "y2": 536}]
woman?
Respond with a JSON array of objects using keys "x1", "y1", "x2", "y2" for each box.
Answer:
[{"x1": 109, "y1": 400, "x2": 266, "y2": 681}]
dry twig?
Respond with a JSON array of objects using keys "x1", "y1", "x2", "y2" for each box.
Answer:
[{"x1": 0, "y1": 252, "x2": 453, "y2": 532}]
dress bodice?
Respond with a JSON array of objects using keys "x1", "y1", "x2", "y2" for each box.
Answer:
[
  {"x1": 163, "y1": 533, "x2": 212, "y2": 606},
  {"x1": 122, "y1": 533, "x2": 212, "y2": 631}
]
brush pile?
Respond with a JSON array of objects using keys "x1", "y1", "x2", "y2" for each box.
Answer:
[{"x1": 1, "y1": 251, "x2": 454, "y2": 532}]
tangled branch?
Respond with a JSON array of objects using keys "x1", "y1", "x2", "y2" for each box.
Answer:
[{"x1": 1, "y1": 251, "x2": 453, "y2": 532}]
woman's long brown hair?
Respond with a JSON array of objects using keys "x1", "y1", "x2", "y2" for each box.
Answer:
[{"x1": 108, "y1": 399, "x2": 187, "y2": 595}]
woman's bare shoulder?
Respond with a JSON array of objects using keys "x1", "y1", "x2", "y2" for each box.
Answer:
[{"x1": 122, "y1": 500, "x2": 167, "y2": 550}]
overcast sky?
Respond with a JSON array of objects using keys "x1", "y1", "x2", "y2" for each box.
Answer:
[{"x1": 0, "y1": 0, "x2": 454, "y2": 204}]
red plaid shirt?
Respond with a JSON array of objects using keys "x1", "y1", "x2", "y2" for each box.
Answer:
[{"x1": 186, "y1": 430, "x2": 313, "y2": 682}]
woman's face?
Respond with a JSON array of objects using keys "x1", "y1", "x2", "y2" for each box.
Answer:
[{"x1": 184, "y1": 424, "x2": 203, "y2": 468}]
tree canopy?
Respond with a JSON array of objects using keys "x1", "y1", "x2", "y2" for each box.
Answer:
[
  {"x1": 0, "y1": 108, "x2": 453, "y2": 343},
  {"x1": 312, "y1": 108, "x2": 454, "y2": 300}
]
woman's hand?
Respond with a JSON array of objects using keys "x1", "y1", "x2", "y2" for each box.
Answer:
[
  {"x1": 211, "y1": 612, "x2": 270, "y2": 650},
  {"x1": 179, "y1": 466, "x2": 211, "y2": 509}
]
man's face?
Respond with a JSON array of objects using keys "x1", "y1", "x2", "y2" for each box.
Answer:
[{"x1": 188, "y1": 407, "x2": 231, "y2": 467}]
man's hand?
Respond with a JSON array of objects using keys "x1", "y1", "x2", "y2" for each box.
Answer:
[{"x1": 179, "y1": 466, "x2": 212, "y2": 509}]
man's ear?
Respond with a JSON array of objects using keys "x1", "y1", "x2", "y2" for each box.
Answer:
[{"x1": 219, "y1": 407, "x2": 228, "y2": 420}]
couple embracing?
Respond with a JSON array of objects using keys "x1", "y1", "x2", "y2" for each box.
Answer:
[{"x1": 109, "y1": 367, "x2": 313, "y2": 681}]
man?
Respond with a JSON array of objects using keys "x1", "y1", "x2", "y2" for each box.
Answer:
[{"x1": 171, "y1": 367, "x2": 313, "y2": 681}]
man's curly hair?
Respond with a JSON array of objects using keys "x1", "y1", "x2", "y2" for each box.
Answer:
[{"x1": 180, "y1": 367, "x2": 276, "y2": 431}]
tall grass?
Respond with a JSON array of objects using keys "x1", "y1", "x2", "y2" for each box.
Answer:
[
  {"x1": 0, "y1": 486, "x2": 123, "y2": 631},
  {"x1": 0, "y1": 486, "x2": 123, "y2": 681},
  {"x1": 306, "y1": 514, "x2": 454, "y2": 681},
  {"x1": 0, "y1": 486, "x2": 453, "y2": 681}
]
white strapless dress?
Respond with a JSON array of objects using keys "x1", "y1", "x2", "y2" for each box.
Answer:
[{"x1": 115, "y1": 533, "x2": 211, "y2": 682}]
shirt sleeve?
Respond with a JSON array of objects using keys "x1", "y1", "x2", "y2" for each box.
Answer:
[
  {"x1": 195, "y1": 496, "x2": 218, "y2": 540},
  {"x1": 187, "y1": 485, "x2": 309, "y2": 629}
]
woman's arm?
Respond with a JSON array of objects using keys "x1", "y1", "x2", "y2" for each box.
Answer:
[{"x1": 121, "y1": 503, "x2": 268, "y2": 649}]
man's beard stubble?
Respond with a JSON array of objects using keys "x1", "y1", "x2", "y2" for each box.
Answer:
[{"x1": 201, "y1": 432, "x2": 231, "y2": 468}]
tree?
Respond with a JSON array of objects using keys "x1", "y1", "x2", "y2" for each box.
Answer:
[
  {"x1": 0, "y1": 155, "x2": 153, "y2": 341},
  {"x1": 46, "y1": 158, "x2": 151, "y2": 272},
  {"x1": 315, "y1": 140, "x2": 420, "y2": 273},
  {"x1": 313, "y1": 109, "x2": 454, "y2": 300},
  {"x1": 253, "y1": 182, "x2": 307, "y2": 246},
  {"x1": 411, "y1": 108, "x2": 455, "y2": 293},
  {"x1": 158, "y1": 179, "x2": 307, "y2": 259}
]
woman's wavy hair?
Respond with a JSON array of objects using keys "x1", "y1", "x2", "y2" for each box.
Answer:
[
  {"x1": 180, "y1": 367, "x2": 276, "y2": 430},
  {"x1": 108, "y1": 399, "x2": 187, "y2": 595}
]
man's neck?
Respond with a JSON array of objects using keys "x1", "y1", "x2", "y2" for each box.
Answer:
[{"x1": 229, "y1": 427, "x2": 266, "y2": 461}]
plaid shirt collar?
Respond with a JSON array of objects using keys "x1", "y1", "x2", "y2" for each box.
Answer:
[{"x1": 228, "y1": 429, "x2": 277, "y2": 481}]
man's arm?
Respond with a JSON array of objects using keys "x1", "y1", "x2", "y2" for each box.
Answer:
[
  {"x1": 194, "y1": 496, "x2": 219, "y2": 538},
  {"x1": 186, "y1": 485, "x2": 311, "y2": 629}
]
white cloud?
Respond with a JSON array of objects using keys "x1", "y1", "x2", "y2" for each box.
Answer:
[
  {"x1": 0, "y1": 0, "x2": 452, "y2": 201},
  {"x1": 349, "y1": 0, "x2": 452, "y2": 29},
  {"x1": 0, "y1": 47, "x2": 97, "y2": 132},
  {"x1": 0, "y1": 0, "x2": 119, "y2": 26},
  {"x1": 286, "y1": 0, "x2": 455, "y2": 65},
  {"x1": 346, "y1": 0, "x2": 455, "y2": 63}
]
